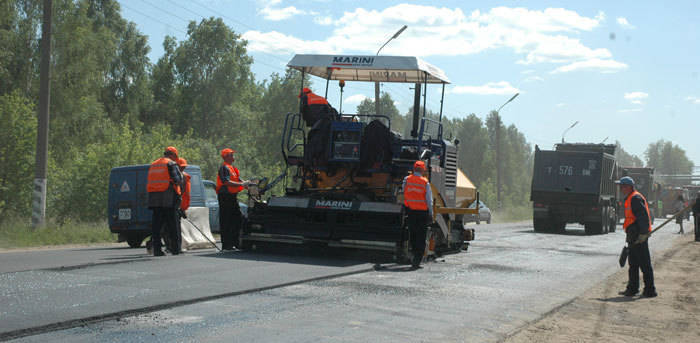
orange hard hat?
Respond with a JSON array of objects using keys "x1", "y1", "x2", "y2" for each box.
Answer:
[
  {"x1": 177, "y1": 158, "x2": 188, "y2": 167},
  {"x1": 414, "y1": 161, "x2": 426, "y2": 171},
  {"x1": 297, "y1": 87, "x2": 312, "y2": 98},
  {"x1": 165, "y1": 146, "x2": 178, "y2": 158},
  {"x1": 220, "y1": 148, "x2": 236, "y2": 158}
]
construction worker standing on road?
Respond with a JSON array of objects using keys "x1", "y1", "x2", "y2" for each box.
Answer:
[
  {"x1": 172, "y1": 158, "x2": 191, "y2": 253},
  {"x1": 216, "y1": 148, "x2": 249, "y2": 250},
  {"x1": 402, "y1": 160, "x2": 433, "y2": 269},
  {"x1": 147, "y1": 146, "x2": 183, "y2": 256},
  {"x1": 674, "y1": 195, "x2": 685, "y2": 234},
  {"x1": 616, "y1": 176, "x2": 657, "y2": 297}
]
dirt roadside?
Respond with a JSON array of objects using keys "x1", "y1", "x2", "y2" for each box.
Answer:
[{"x1": 505, "y1": 233, "x2": 700, "y2": 343}]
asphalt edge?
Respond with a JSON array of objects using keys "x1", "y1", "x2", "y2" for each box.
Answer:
[{"x1": 0, "y1": 265, "x2": 377, "y2": 341}]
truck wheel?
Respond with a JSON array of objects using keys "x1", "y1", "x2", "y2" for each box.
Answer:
[
  {"x1": 584, "y1": 222, "x2": 603, "y2": 235},
  {"x1": 533, "y1": 218, "x2": 547, "y2": 233},
  {"x1": 554, "y1": 221, "x2": 566, "y2": 233},
  {"x1": 126, "y1": 235, "x2": 144, "y2": 248}
]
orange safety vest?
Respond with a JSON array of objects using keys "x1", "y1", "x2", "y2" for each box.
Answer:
[
  {"x1": 404, "y1": 174, "x2": 429, "y2": 211},
  {"x1": 306, "y1": 92, "x2": 329, "y2": 105},
  {"x1": 180, "y1": 172, "x2": 191, "y2": 211},
  {"x1": 147, "y1": 157, "x2": 180, "y2": 194},
  {"x1": 623, "y1": 190, "x2": 652, "y2": 233},
  {"x1": 216, "y1": 163, "x2": 243, "y2": 194}
]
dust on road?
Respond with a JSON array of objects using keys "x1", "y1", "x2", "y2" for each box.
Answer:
[{"x1": 505, "y1": 233, "x2": 700, "y2": 343}]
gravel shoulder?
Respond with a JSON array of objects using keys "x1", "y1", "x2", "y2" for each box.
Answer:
[{"x1": 505, "y1": 232, "x2": 700, "y2": 343}]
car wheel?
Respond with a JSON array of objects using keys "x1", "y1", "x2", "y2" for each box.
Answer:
[{"x1": 487, "y1": 218, "x2": 491, "y2": 224}]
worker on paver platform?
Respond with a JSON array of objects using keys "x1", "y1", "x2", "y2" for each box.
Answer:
[
  {"x1": 616, "y1": 176, "x2": 657, "y2": 297},
  {"x1": 298, "y1": 87, "x2": 338, "y2": 126},
  {"x1": 147, "y1": 146, "x2": 183, "y2": 256},
  {"x1": 216, "y1": 148, "x2": 250, "y2": 251},
  {"x1": 402, "y1": 160, "x2": 433, "y2": 269}
]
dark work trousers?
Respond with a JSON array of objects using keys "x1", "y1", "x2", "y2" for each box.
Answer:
[
  {"x1": 218, "y1": 192, "x2": 241, "y2": 249},
  {"x1": 152, "y1": 207, "x2": 178, "y2": 254},
  {"x1": 627, "y1": 241, "x2": 655, "y2": 292},
  {"x1": 695, "y1": 214, "x2": 699, "y2": 242},
  {"x1": 406, "y1": 209, "x2": 430, "y2": 266},
  {"x1": 172, "y1": 212, "x2": 183, "y2": 254}
]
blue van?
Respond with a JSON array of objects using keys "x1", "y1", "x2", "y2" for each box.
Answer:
[{"x1": 107, "y1": 164, "x2": 220, "y2": 247}]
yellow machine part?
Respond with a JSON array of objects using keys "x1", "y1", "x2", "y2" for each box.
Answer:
[{"x1": 303, "y1": 168, "x2": 398, "y2": 196}]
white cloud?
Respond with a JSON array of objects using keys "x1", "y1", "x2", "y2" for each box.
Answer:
[
  {"x1": 243, "y1": 5, "x2": 624, "y2": 74},
  {"x1": 617, "y1": 17, "x2": 635, "y2": 29},
  {"x1": 556, "y1": 103, "x2": 566, "y2": 107},
  {"x1": 686, "y1": 96, "x2": 700, "y2": 104},
  {"x1": 344, "y1": 94, "x2": 367, "y2": 104},
  {"x1": 550, "y1": 58, "x2": 628, "y2": 74},
  {"x1": 314, "y1": 16, "x2": 333, "y2": 26},
  {"x1": 624, "y1": 92, "x2": 649, "y2": 105},
  {"x1": 259, "y1": 0, "x2": 305, "y2": 21},
  {"x1": 520, "y1": 69, "x2": 536, "y2": 74},
  {"x1": 450, "y1": 81, "x2": 520, "y2": 95},
  {"x1": 618, "y1": 108, "x2": 643, "y2": 113}
]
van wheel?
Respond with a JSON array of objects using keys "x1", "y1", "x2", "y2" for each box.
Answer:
[{"x1": 126, "y1": 235, "x2": 144, "y2": 248}]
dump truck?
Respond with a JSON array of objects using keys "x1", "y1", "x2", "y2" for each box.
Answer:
[
  {"x1": 620, "y1": 167, "x2": 658, "y2": 221},
  {"x1": 531, "y1": 143, "x2": 619, "y2": 235},
  {"x1": 240, "y1": 54, "x2": 477, "y2": 262}
]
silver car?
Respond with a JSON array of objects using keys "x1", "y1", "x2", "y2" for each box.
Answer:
[{"x1": 464, "y1": 200, "x2": 491, "y2": 224}]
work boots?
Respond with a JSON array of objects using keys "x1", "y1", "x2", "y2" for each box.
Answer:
[
  {"x1": 642, "y1": 287, "x2": 658, "y2": 298},
  {"x1": 620, "y1": 287, "x2": 638, "y2": 296}
]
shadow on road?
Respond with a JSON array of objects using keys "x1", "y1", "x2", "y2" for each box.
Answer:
[
  {"x1": 594, "y1": 296, "x2": 639, "y2": 303},
  {"x1": 199, "y1": 245, "x2": 392, "y2": 267},
  {"x1": 517, "y1": 229, "x2": 594, "y2": 236}
]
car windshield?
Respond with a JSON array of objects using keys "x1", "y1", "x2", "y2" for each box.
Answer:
[{"x1": 204, "y1": 182, "x2": 217, "y2": 201}]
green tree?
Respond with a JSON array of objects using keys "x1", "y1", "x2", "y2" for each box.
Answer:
[
  {"x1": 356, "y1": 92, "x2": 404, "y2": 133},
  {"x1": 615, "y1": 141, "x2": 643, "y2": 167},
  {"x1": 645, "y1": 140, "x2": 694, "y2": 176},
  {"x1": 171, "y1": 17, "x2": 255, "y2": 137},
  {"x1": 0, "y1": 93, "x2": 36, "y2": 219}
]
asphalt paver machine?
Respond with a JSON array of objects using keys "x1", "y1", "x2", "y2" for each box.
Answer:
[{"x1": 241, "y1": 54, "x2": 476, "y2": 262}]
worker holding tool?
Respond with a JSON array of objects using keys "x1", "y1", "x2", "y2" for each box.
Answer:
[
  {"x1": 402, "y1": 160, "x2": 433, "y2": 269},
  {"x1": 617, "y1": 176, "x2": 657, "y2": 297},
  {"x1": 147, "y1": 146, "x2": 183, "y2": 256},
  {"x1": 216, "y1": 148, "x2": 250, "y2": 251},
  {"x1": 173, "y1": 157, "x2": 191, "y2": 253}
]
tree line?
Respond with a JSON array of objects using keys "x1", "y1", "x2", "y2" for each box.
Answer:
[{"x1": 0, "y1": 0, "x2": 694, "y2": 224}]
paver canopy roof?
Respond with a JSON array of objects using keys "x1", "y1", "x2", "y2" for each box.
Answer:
[{"x1": 287, "y1": 54, "x2": 450, "y2": 84}]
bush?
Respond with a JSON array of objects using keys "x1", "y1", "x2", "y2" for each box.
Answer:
[{"x1": 0, "y1": 217, "x2": 116, "y2": 248}]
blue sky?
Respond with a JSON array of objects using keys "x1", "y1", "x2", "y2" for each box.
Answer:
[{"x1": 118, "y1": 0, "x2": 700, "y2": 164}]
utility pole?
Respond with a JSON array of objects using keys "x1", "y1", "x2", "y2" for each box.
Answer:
[
  {"x1": 32, "y1": 0, "x2": 52, "y2": 227},
  {"x1": 494, "y1": 93, "x2": 519, "y2": 210},
  {"x1": 375, "y1": 25, "x2": 407, "y2": 116}
]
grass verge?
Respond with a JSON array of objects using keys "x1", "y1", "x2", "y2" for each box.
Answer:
[
  {"x1": 492, "y1": 206, "x2": 532, "y2": 223},
  {"x1": 0, "y1": 218, "x2": 117, "y2": 249}
]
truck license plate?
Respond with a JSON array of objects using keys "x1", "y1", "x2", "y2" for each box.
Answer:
[{"x1": 118, "y1": 208, "x2": 131, "y2": 220}]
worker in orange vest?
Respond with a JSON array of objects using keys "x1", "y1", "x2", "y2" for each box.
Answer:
[
  {"x1": 617, "y1": 176, "x2": 656, "y2": 297},
  {"x1": 402, "y1": 160, "x2": 433, "y2": 269},
  {"x1": 178, "y1": 158, "x2": 191, "y2": 212},
  {"x1": 216, "y1": 148, "x2": 250, "y2": 250},
  {"x1": 147, "y1": 146, "x2": 183, "y2": 256},
  {"x1": 171, "y1": 157, "x2": 191, "y2": 253},
  {"x1": 298, "y1": 87, "x2": 338, "y2": 126}
]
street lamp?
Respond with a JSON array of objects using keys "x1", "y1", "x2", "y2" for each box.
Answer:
[
  {"x1": 561, "y1": 121, "x2": 579, "y2": 143},
  {"x1": 375, "y1": 25, "x2": 408, "y2": 116},
  {"x1": 495, "y1": 92, "x2": 519, "y2": 210}
]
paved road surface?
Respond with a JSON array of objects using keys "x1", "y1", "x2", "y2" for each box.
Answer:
[{"x1": 1, "y1": 220, "x2": 687, "y2": 342}]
